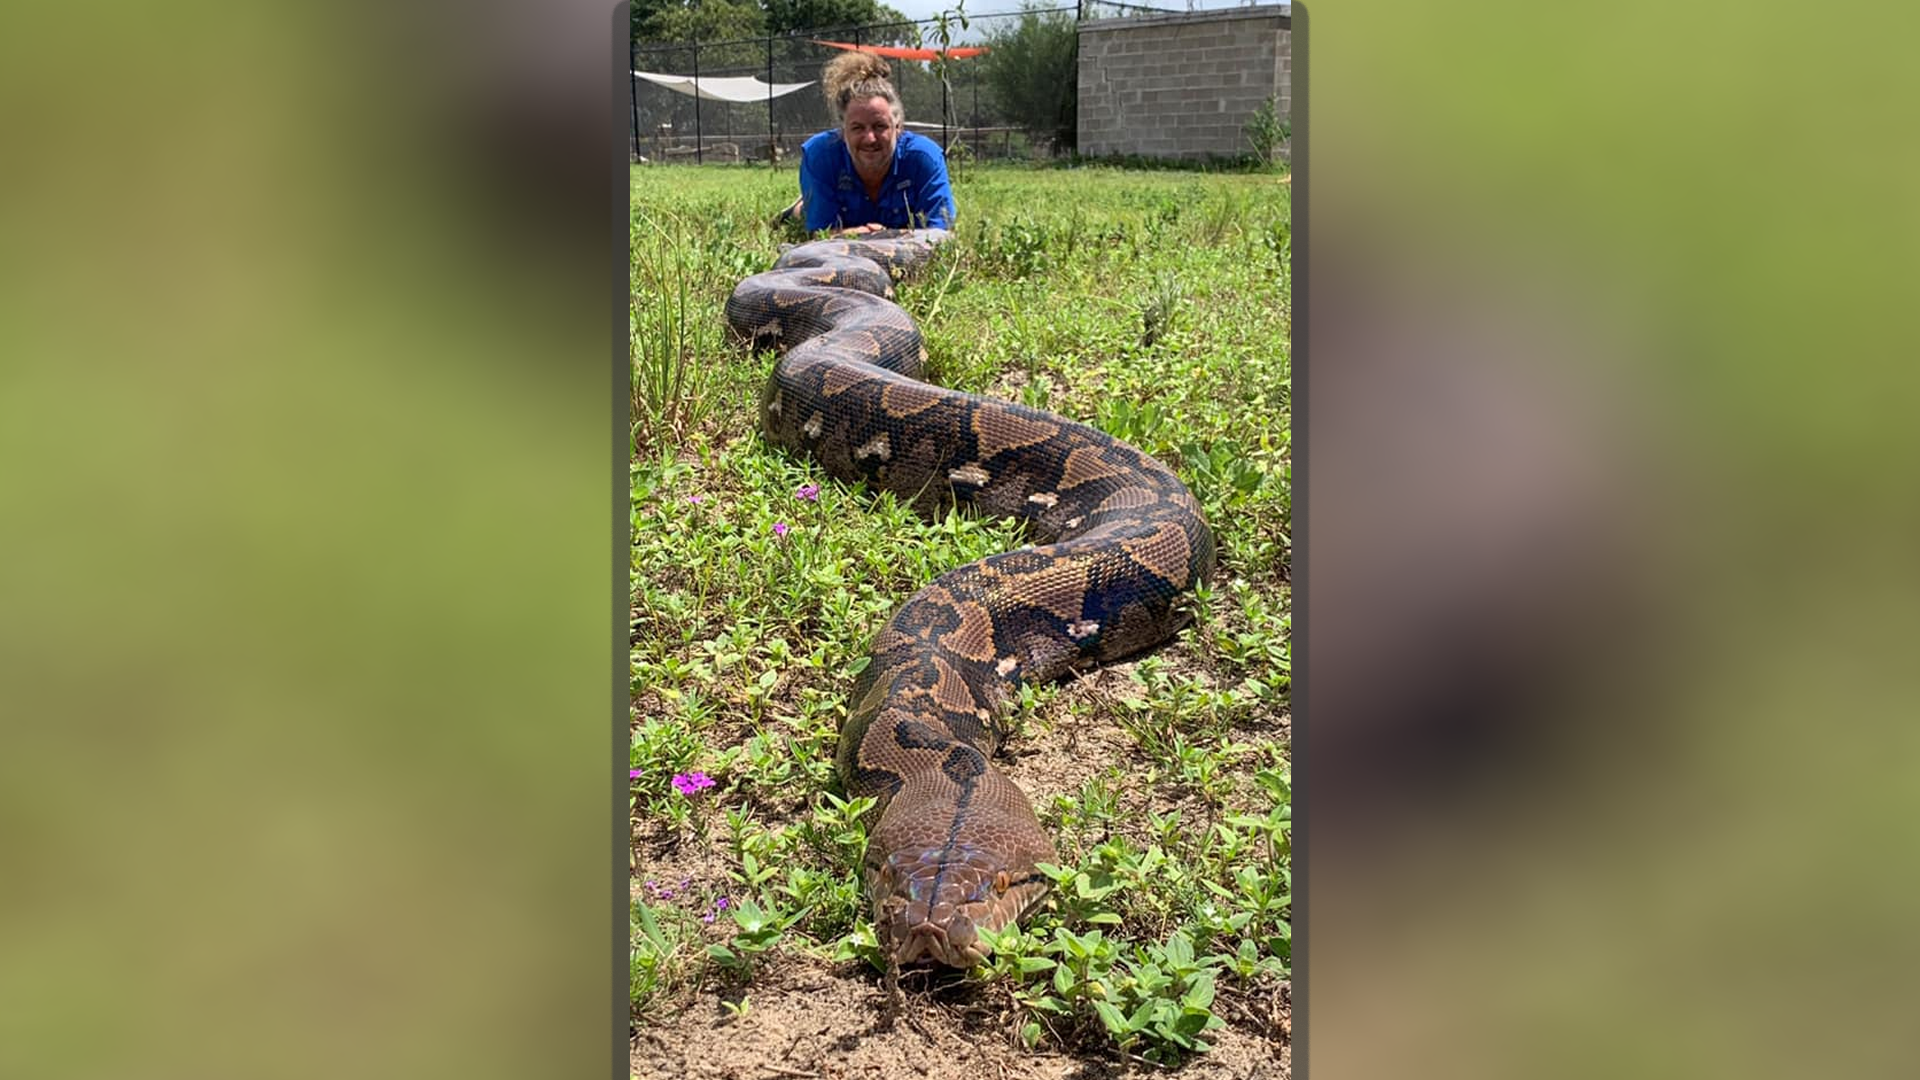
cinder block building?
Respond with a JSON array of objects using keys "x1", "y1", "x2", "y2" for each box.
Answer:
[{"x1": 1077, "y1": 4, "x2": 1292, "y2": 162}]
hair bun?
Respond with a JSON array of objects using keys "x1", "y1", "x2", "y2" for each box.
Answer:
[{"x1": 822, "y1": 49, "x2": 902, "y2": 122}]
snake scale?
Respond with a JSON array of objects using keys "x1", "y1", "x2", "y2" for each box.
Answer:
[{"x1": 725, "y1": 228, "x2": 1214, "y2": 969}]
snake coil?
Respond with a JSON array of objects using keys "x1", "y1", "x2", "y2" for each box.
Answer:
[{"x1": 725, "y1": 229, "x2": 1214, "y2": 968}]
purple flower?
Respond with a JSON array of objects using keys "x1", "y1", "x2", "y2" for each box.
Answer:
[
  {"x1": 628, "y1": 768, "x2": 643, "y2": 781},
  {"x1": 702, "y1": 896, "x2": 732, "y2": 924},
  {"x1": 772, "y1": 521, "x2": 789, "y2": 538},
  {"x1": 795, "y1": 483, "x2": 820, "y2": 502},
  {"x1": 671, "y1": 771, "x2": 715, "y2": 796},
  {"x1": 686, "y1": 494, "x2": 703, "y2": 504}
]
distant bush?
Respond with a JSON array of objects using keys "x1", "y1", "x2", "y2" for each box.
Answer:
[{"x1": 981, "y1": 6, "x2": 1078, "y2": 153}]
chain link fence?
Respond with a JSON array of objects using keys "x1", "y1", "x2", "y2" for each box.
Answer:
[{"x1": 630, "y1": 3, "x2": 1177, "y2": 165}]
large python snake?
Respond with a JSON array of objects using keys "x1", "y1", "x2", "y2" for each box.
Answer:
[{"x1": 725, "y1": 228, "x2": 1214, "y2": 969}]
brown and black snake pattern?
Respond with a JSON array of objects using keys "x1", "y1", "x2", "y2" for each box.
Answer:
[{"x1": 725, "y1": 228, "x2": 1214, "y2": 969}]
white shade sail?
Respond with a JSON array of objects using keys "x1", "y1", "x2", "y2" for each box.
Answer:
[{"x1": 632, "y1": 71, "x2": 815, "y2": 102}]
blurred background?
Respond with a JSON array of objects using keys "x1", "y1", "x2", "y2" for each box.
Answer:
[
  {"x1": 2, "y1": 1, "x2": 1916, "y2": 1077},
  {"x1": 1299, "y1": 2, "x2": 1920, "y2": 1078}
]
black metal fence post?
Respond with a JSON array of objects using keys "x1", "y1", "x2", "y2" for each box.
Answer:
[
  {"x1": 766, "y1": 35, "x2": 775, "y2": 166},
  {"x1": 692, "y1": 41, "x2": 703, "y2": 164}
]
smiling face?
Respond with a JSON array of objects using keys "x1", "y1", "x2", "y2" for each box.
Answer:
[{"x1": 841, "y1": 95, "x2": 900, "y2": 180}]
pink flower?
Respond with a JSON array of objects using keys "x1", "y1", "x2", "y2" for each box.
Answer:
[
  {"x1": 628, "y1": 769, "x2": 643, "y2": 780},
  {"x1": 772, "y1": 521, "x2": 789, "y2": 538},
  {"x1": 686, "y1": 494, "x2": 703, "y2": 504},
  {"x1": 795, "y1": 483, "x2": 821, "y2": 502},
  {"x1": 671, "y1": 771, "x2": 715, "y2": 796}
]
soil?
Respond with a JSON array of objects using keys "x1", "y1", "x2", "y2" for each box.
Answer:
[{"x1": 630, "y1": 956, "x2": 1289, "y2": 1080}]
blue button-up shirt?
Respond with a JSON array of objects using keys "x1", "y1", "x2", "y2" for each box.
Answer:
[{"x1": 798, "y1": 128, "x2": 954, "y2": 233}]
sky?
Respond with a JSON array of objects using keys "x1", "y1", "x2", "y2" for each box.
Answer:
[{"x1": 876, "y1": 0, "x2": 1286, "y2": 34}]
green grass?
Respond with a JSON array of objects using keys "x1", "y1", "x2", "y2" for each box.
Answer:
[{"x1": 630, "y1": 161, "x2": 1290, "y2": 1065}]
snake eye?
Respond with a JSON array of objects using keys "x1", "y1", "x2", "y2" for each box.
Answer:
[{"x1": 993, "y1": 871, "x2": 1010, "y2": 895}]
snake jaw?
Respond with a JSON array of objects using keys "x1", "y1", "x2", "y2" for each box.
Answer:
[
  {"x1": 891, "y1": 917, "x2": 985, "y2": 968},
  {"x1": 871, "y1": 846, "x2": 1049, "y2": 969}
]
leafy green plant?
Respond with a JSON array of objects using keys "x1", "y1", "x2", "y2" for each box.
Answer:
[
  {"x1": 1243, "y1": 95, "x2": 1292, "y2": 167},
  {"x1": 1088, "y1": 931, "x2": 1229, "y2": 1062},
  {"x1": 979, "y1": 920, "x2": 1236, "y2": 1063},
  {"x1": 705, "y1": 899, "x2": 807, "y2": 977},
  {"x1": 970, "y1": 215, "x2": 1051, "y2": 279},
  {"x1": 1139, "y1": 272, "x2": 1187, "y2": 349},
  {"x1": 631, "y1": 899, "x2": 694, "y2": 1015},
  {"x1": 831, "y1": 920, "x2": 888, "y2": 972},
  {"x1": 1182, "y1": 440, "x2": 1268, "y2": 507}
]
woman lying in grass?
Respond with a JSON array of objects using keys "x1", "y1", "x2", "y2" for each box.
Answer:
[{"x1": 773, "y1": 52, "x2": 954, "y2": 238}]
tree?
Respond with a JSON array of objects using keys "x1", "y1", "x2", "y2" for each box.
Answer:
[
  {"x1": 634, "y1": 0, "x2": 766, "y2": 44},
  {"x1": 763, "y1": 0, "x2": 910, "y2": 38},
  {"x1": 632, "y1": 0, "x2": 672, "y2": 41},
  {"x1": 980, "y1": 5, "x2": 1078, "y2": 152},
  {"x1": 633, "y1": 0, "x2": 917, "y2": 46}
]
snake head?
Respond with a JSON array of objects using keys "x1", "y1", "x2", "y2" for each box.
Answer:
[{"x1": 869, "y1": 843, "x2": 1052, "y2": 968}]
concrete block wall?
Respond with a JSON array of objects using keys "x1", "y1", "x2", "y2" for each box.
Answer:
[{"x1": 1078, "y1": 5, "x2": 1291, "y2": 162}]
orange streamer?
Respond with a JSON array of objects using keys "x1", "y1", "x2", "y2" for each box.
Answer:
[{"x1": 810, "y1": 40, "x2": 989, "y2": 61}]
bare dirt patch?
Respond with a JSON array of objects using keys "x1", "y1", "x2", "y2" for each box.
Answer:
[{"x1": 631, "y1": 955, "x2": 1288, "y2": 1080}]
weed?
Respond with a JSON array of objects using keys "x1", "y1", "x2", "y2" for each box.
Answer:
[
  {"x1": 1243, "y1": 96, "x2": 1291, "y2": 167},
  {"x1": 705, "y1": 898, "x2": 808, "y2": 978},
  {"x1": 631, "y1": 898, "x2": 697, "y2": 1016},
  {"x1": 1139, "y1": 272, "x2": 1187, "y2": 349},
  {"x1": 630, "y1": 210, "x2": 720, "y2": 458}
]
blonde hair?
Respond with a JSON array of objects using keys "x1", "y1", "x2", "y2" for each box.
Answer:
[{"x1": 822, "y1": 52, "x2": 903, "y2": 125}]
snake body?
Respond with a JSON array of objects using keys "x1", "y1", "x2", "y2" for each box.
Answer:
[{"x1": 725, "y1": 229, "x2": 1214, "y2": 968}]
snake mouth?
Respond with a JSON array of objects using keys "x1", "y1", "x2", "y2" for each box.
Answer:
[
  {"x1": 892, "y1": 920, "x2": 987, "y2": 968},
  {"x1": 872, "y1": 846, "x2": 1050, "y2": 969}
]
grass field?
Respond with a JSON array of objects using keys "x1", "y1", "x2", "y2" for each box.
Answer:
[{"x1": 630, "y1": 161, "x2": 1292, "y2": 1078}]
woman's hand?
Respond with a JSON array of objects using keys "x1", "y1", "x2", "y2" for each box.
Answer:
[{"x1": 838, "y1": 223, "x2": 884, "y2": 238}]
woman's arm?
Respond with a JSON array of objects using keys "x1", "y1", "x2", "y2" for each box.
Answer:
[
  {"x1": 902, "y1": 142, "x2": 954, "y2": 230},
  {"x1": 799, "y1": 148, "x2": 843, "y2": 233}
]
